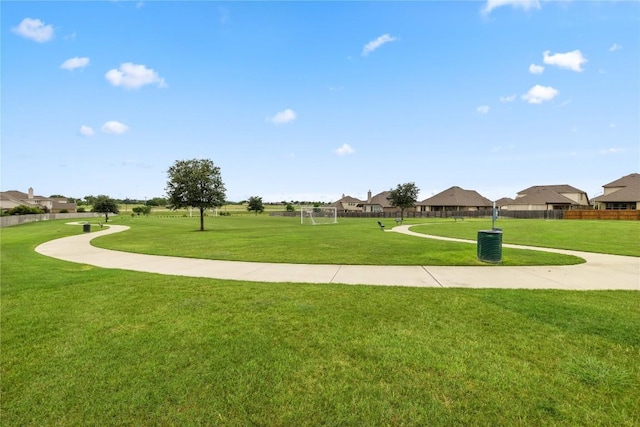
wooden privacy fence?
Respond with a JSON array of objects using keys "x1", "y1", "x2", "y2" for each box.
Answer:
[{"x1": 564, "y1": 210, "x2": 640, "y2": 220}]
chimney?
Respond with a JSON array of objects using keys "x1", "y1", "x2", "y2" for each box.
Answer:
[
  {"x1": 367, "y1": 190, "x2": 372, "y2": 203},
  {"x1": 28, "y1": 187, "x2": 34, "y2": 199}
]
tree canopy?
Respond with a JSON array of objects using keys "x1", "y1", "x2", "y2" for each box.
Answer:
[
  {"x1": 166, "y1": 158, "x2": 226, "y2": 231},
  {"x1": 388, "y1": 182, "x2": 420, "y2": 220},
  {"x1": 92, "y1": 195, "x2": 119, "y2": 222},
  {"x1": 247, "y1": 196, "x2": 265, "y2": 215}
]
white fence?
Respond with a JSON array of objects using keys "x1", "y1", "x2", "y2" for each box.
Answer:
[{"x1": 0, "y1": 212, "x2": 103, "y2": 228}]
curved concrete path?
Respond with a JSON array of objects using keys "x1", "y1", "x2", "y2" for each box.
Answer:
[{"x1": 35, "y1": 223, "x2": 639, "y2": 290}]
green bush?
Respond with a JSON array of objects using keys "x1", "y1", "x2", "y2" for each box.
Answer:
[
  {"x1": 77, "y1": 207, "x2": 86, "y2": 213},
  {"x1": 8, "y1": 205, "x2": 43, "y2": 215}
]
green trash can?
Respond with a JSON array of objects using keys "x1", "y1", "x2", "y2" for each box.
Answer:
[
  {"x1": 477, "y1": 230, "x2": 502, "y2": 263},
  {"x1": 83, "y1": 223, "x2": 91, "y2": 233}
]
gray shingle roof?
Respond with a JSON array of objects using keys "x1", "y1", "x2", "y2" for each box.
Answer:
[
  {"x1": 495, "y1": 197, "x2": 514, "y2": 207},
  {"x1": 602, "y1": 173, "x2": 640, "y2": 189},
  {"x1": 518, "y1": 184, "x2": 584, "y2": 195},
  {"x1": 510, "y1": 187, "x2": 576, "y2": 205},
  {"x1": 334, "y1": 195, "x2": 363, "y2": 203},
  {"x1": 359, "y1": 191, "x2": 393, "y2": 208},
  {"x1": 593, "y1": 174, "x2": 640, "y2": 203},
  {"x1": 419, "y1": 186, "x2": 492, "y2": 207}
]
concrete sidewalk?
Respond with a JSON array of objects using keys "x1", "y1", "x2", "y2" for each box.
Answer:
[{"x1": 35, "y1": 223, "x2": 640, "y2": 290}]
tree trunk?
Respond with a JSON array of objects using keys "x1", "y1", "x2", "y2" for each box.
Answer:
[{"x1": 199, "y1": 208, "x2": 205, "y2": 231}]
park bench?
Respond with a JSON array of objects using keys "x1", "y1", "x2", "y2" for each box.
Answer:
[{"x1": 378, "y1": 221, "x2": 385, "y2": 230}]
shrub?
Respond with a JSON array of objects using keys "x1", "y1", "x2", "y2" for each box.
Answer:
[
  {"x1": 77, "y1": 207, "x2": 86, "y2": 213},
  {"x1": 8, "y1": 205, "x2": 43, "y2": 215}
]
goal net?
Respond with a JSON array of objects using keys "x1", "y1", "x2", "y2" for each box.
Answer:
[{"x1": 300, "y1": 206, "x2": 338, "y2": 225}]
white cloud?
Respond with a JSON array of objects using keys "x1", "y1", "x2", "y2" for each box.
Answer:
[
  {"x1": 335, "y1": 144, "x2": 355, "y2": 156},
  {"x1": 529, "y1": 64, "x2": 544, "y2": 74},
  {"x1": 499, "y1": 94, "x2": 516, "y2": 103},
  {"x1": 543, "y1": 50, "x2": 587, "y2": 72},
  {"x1": 105, "y1": 63, "x2": 167, "y2": 89},
  {"x1": 476, "y1": 105, "x2": 490, "y2": 114},
  {"x1": 600, "y1": 148, "x2": 623, "y2": 155},
  {"x1": 269, "y1": 109, "x2": 297, "y2": 124},
  {"x1": 609, "y1": 43, "x2": 622, "y2": 52},
  {"x1": 522, "y1": 85, "x2": 559, "y2": 104},
  {"x1": 362, "y1": 34, "x2": 397, "y2": 56},
  {"x1": 482, "y1": 0, "x2": 540, "y2": 15},
  {"x1": 79, "y1": 125, "x2": 94, "y2": 136},
  {"x1": 60, "y1": 57, "x2": 90, "y2": 71},
  {"x1": 101, "y1": 121, "x2": 129, "y2": 134},
  {"x1": 12, "y1": 18, "x2": 54, "y2": 42}
]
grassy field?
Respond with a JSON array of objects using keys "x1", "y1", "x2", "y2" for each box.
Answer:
[
  {"x1": 2, "y1": 219, "x2": 639, "y2": 426},
  {"x1": 411, "y1": 218, "x2": 640, "y2": 257},
  {"x1": 91, "y1": 215, "x2": 586, "y2": 266}
]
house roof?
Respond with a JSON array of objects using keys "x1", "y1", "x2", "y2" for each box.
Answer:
[
  {"x1": 495, "y1": 197, "x2": 514, "y2": 207},
  {"x1": 593, "y1": 187, "x2": 640, "y2": 203},
  {"x1": 0, "y1": 190, "x2": 30, "y2": 200},
  {"x1": 0, "y1": 190, "x2": 76, "y2": 210},
  {"x1": 419, "y1": 186, "x2": 492, "y2": 207},
  {"x1": 334, "y1": 195, "x2": 363, "y2": 203},
  {"x1": 508, "y1": 187, "x2": 576, "y2": 205},
  {"x1": 518, "y1": 184, "x2": 584, "y2": 196},
  {"x1": 359, "y1": 191, "x2": 393, "y2": 207},
  {"x1": 593, "y1": 173, "x2": 640, "y2": 203},
  {"x1": 602, "y1": 173, "x2": 640, "y2": 189}
]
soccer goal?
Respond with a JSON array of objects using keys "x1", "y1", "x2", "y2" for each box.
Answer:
[{"x1": 301, "y1": 206, "x2": 338, "y2": 225}]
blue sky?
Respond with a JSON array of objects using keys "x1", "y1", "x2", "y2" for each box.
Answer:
[{"x1": 2, "y1": 1, "x2": 638, "y2": 203}]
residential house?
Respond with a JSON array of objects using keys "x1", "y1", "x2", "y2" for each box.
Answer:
[
  {"x1": 358, "y1": 190, "x2": 395, "y2": 213},
  {"x1": 495, "y1": 197, "x2": 514, "y2": 210},
  {"x1": 592, "y1": 173, "x2": 640, "y2": 210},
  {"x1": 416, "y1": 186, "x2": 493, "y2": 212},
  {"x1": 503, "y1": 185, "x2": 590, "y2": 211},
  {"x1": 328, "y1": 194, "x2": 364, "y2": 214},
  {"x1": 0, "y1": 187, "x2": 77, "y2": 213}
]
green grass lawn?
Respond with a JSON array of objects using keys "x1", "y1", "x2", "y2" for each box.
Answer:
[
  {"x1": 410, "y1": 218, "x2": 640, "y2": 257},
  {"x1": 2, "y1": 220, "x2": 639, "y2": 426},
  {"x1": 91, "y1": 215, "x2": 585, "y2": 266}
]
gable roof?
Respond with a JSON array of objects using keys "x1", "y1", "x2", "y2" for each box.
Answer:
[
  {"x1": 419, "y1": 186, "x2": 492, "y2": 207},
  {"x1": 509, "y1": 187, "x2": 576, "y2": 205}
]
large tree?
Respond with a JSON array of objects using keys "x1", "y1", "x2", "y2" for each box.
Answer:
[
  {"x1": 166, "y1": 158, "x2": 226, "y2": 231},
  {"x1": 388, "y1": 182, "x2": 420, "y2": 221},
  {"x1": 92, "y1": 195, "x2": 119, "y2": 222},
  {"x1": 247, "y1": 196, "x2": 264, "y2": 215}
]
